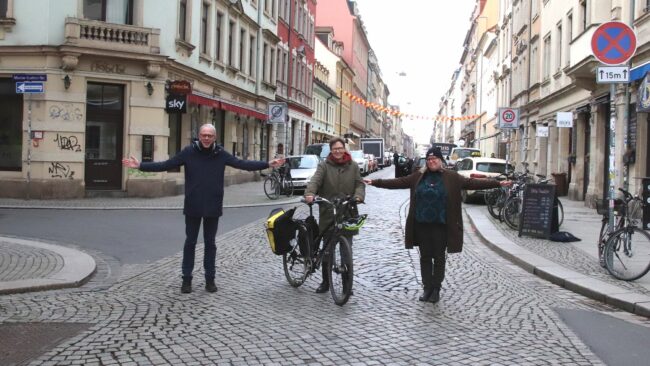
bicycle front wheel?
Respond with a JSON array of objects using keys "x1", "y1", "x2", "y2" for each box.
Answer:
[
  {"x1": 283, "y1": 223, "x2": 312, "y2": 287},
  {"x1": 604, "y1": 227, "x2": 650, "y2": 281},
  {"x1": 502, "y1": 197, "x2": 522, "y2": 230},
  {"x1": 264, "y1": 176, "x2": 280, "y2": 200},
  {"x1": 328, "y1": 235, "x2": 353, "y2": 306}
]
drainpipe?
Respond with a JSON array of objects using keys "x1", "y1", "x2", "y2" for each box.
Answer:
[
  {"x1": 326, "y1": 94, "x2": 333, "y2": 138},
  {"x1": 623, "y1": 0, "x2": 635, "y2": 191},
  {"x1": 339, "y1": 70, "x2": 343, "y2": 137},
  {"x1": 522, "y1": 1, "x2": 531, "y2": 173}
]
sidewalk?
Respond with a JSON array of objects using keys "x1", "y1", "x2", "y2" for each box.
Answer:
[
  {"x1": 0, "y1": 180, "x2": 300, "y2": 294},
  {"x1": 466, "y1": 198, "x2": 650, "y2": 318}
]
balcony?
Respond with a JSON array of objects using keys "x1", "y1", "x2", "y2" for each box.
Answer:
[{"x1": 64, "y1": 18, "x2": 160, "y2": 55}]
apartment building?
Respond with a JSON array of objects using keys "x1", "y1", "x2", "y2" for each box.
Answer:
[
  {"x1": 0, "y1": 0, "x2": 280, "y2": 198},
  {"x1": 449, "y1": 0, "x2": 650, "y2": 206}
]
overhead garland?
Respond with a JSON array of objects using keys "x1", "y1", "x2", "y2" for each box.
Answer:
[{"x1": 341, "y1": 90, "x2": 480, "y2": 122}]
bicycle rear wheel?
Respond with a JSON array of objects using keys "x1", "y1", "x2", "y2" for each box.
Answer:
[
  {"x1": 328, "y1": 235, "x2": 353, "y2": 306},
  {"x1": 283, "y1": 223, "x2": 312, "y2": 287},
  {"x1": 604, "y1": 227, "x2": 650, "y2": 281},
  {"x1": 283, "y1": 178, "x2": 294, "y2": 197},
  {"x1": 264, "y1": 176, "x2": 280, "y2": 200},
  {"x1": 502, "y1": 196, "x2": 521, "y2": 230},
  {"x1": 486, "y1": 189, "x2": 504, "y2": 220}
]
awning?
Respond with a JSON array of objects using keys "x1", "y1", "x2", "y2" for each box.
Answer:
[
  {"x1": 188, "y1": 92, "x2": 268, "y2": 120},
  {"x1": 631, "y1": 61, "x2": 650, "y2": 82},
  {"x1": 220, "y1": 100, "x2": 267, "y2": 120}
]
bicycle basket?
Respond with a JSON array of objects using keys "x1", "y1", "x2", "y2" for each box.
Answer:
[
  {"x1": 595, "y1": 199, "x2": 624, "y2": 216},
  {"x1": 265, "y1": 207, "x2": 296, "y2": 255}
]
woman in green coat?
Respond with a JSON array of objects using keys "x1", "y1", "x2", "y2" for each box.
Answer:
[{"x1": 304, "y1": 137, "x2": 365, "y2": 293}]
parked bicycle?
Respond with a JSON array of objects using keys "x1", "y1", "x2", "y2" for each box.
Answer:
[
  {"x1": 263, "y1": 164, "x2": 293, "y2": 200},
  {"x1": 282, "y1": 196, "x2": 366, "y2": 306},
  {"x1": 598, "y1": 188, "x2": 650, "y2": 281}
]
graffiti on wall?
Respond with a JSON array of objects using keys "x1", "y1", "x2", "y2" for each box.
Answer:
[
  {"x1": 49, "y1": 104, "x2": 83, "y2": 121},
  {"x1": 53, "y1": 134, "x2": 82, "y2": 152},
  {"x1": 48, "y1": 162, "x2": 75, "y2": 179}
]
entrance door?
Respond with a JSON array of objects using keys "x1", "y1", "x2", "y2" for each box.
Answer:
[{"x1": 85, "y1": 83, "x2": 124, "y2": 190}]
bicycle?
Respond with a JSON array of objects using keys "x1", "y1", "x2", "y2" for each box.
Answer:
[
  {"x1": 501, "y1": 173, "x2": 564, "y2": 230},
  {"x1": 282, "y1": 196, "x2": 366, "y2": 306},
  {"x1": 600, "y1": 188, "x2": 650, "y2": 281},
  {"x1": 263, "y1": 164, "x2": 294, "y2": 200}
]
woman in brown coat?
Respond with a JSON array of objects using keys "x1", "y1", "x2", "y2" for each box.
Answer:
[{"x1": 365, "y1": 147, "x2": 510, "y2": 303}]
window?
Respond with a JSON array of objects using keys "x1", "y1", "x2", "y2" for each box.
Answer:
[
  {"x1": 580, "y1": 0, "x2": 588, "y2": 32},
  {"x1": 200, "y1": 3, "x2": 209, "y2": 54},
  {"x1": 556, "y1": 23, "x2": 562, "y2": 72},
  {"x1": 270, "y1": 48, "x2": 276, "y2": 84},
  {"x1": 179, "y1": 0, "x2": 187, "y2": 40},
  {"x1": 215, "y1": 12, "x2": 223, "y2": 61},
  {"x1": 228, "y1": 20, "x2": 235, "y2": 66},
  {"x1": 262, "y1": 43, "x2": 268, "y2": 82},
  {"x1": 566, "y1": 13, "x2": 572, "y2": 66},
  {"x1": 531, "y1": 0, "x2": 539, "y2": 17},
  {"x1": 84, "y1": 0, "x2": 134, "y2": 25},
  {"x1": 0, "y1": 0, "x2": 7, "y2": 18},
  {"x1": 543, "y1": 34, "x2": 551, "y2": 80},
  {"x1": 530, "y1": 39, "x2": 539, "y2": 84},
  {"x1": 239, "y1": 28, "x2": 246, "y2": 72},
  {"x1": 249, "y1": 35, "x2": 256, "y2": 77},
  {"x1": 0, "y1": 78, "x2": 22, "y2": 171}
]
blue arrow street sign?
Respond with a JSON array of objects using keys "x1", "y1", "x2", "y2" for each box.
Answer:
[
  {"x1": 16, "y1": 82, "x2": 44, "y2": 94},
  {"x1": 12, "y1": 74, "x2": 47, "y2": 82}
]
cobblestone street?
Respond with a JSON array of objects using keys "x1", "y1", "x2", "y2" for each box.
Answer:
[{"x1": 4, "y1": 183, "x2": 648, "y2": 365}]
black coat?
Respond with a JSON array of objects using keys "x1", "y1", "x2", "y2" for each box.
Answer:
[{"x1": 140, "y1": 143, "x2": 268, "y2": 217}]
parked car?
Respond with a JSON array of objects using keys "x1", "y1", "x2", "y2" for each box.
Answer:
[
  {"x1": 350, "y1": 150, "x2": 368, "y2": 175},
  {"x1": 285, "y1": 154, "x2": 320, "y2": 190},
  {"x1": 448, "y1": 147, "x2": 481, "y2": 168},
  {"x1": 304, "y1": 143, "x2": 330, "y2": 161},
  {"x1": 383, "y1": 151, "x2": 393, "y2": 167},
  {"x1": 455, "y1": 157, "x2": 514, "y2": 203}
]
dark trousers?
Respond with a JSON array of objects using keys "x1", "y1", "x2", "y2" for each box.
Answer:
[
  {"x1": 183, "y1": 216, "x2": 219, "y2": 280},
  {"x1": 415, "y1": 222, "x2": 447, "y2": 289}
]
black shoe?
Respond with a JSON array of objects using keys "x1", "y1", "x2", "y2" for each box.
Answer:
[
  {"x1": 205, "y1": 279, "x2": 217, "y2": 293},
  {"x1": 429, "y1": 288, "x2": 440, "y2": 303},
  {"x1": 181, "y1": 278, "x2": 192, "y2": 294},
  {"x1": 315, "y1": 281, "x2": 329, "y2": 293},
  {"x1": 419, "y1": 288, "x2": 433, "y2": 302}
]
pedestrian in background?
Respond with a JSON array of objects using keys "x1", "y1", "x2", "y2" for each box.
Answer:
[
  {"x1": 364, "y1": 147, "x2": 510, "y2": 304},
  {"x1": 304, "y1": 137, "x2": 365, "y2": 294},
  {"x1": 122, "y1": 124, "x2": 284, "y2": 294},
  {"x1": 393, "y1": 152, "x2": 400, "y2": 178}
]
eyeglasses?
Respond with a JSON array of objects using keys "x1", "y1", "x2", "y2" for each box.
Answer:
[
  {"x1": 200, "y1": 134, "x2": 215, "y2": 138},
  {"x1": 426, "y1": 157, "x2": 440, "y2": 162},
  {"x1": 331, "y1": 147, "x2": 345, "y2": 151}
]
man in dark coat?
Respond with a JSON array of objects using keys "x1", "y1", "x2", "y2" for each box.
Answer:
[{"x1": 123, "y1": 124, "x2": 284, "y2": 294}]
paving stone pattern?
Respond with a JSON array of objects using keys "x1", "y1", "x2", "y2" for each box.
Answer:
[
  {"x1": 0, "y1": 241, "x2": 64, "y2": 281},
  {"x1": 3, "y1": 186, "x2": 645, "y2": 365},
  {"x1": 484, "y1": 208, "x2": 650, "y2": 296}
]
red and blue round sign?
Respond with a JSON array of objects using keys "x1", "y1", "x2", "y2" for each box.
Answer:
[{"x1": 591, "y1": 22, "x2": 637, "y2": 65}]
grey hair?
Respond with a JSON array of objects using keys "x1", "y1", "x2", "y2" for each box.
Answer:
[{"x1": 199, "y1": 124, "x2": 217, "y2": 135}]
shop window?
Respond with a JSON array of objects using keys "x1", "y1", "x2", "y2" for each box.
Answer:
[
  {"x1": 0, "y1": 78, "x2": 22, "y2": 171},
  {"x1": 84, "y1": 0, "x2": 134, "y2": 25}
]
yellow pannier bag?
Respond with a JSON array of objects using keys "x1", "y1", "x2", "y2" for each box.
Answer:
[{"x1": 265, "y1": 207, "x2": 296, "y2": 255}]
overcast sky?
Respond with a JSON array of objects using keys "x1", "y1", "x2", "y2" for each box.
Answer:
[{"x1": 353, "y1": 0, "x2": 475, "y2": 144}]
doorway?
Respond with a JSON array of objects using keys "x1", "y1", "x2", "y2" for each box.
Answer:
[{"x1": 85, "y1": 83, "x2": 124, "y2": 190}]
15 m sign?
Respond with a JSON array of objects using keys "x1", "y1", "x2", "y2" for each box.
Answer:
[{"x1": 597, "y1": 66, "x2": 630, "y2": 83}]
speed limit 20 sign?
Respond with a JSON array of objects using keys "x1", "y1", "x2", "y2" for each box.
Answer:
[{"x1": 498, "y1": 107, "x2": 520, "y2": 129}]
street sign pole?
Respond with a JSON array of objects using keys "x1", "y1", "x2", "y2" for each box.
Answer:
[
  {"x1": 27, "y1": 94, "x2": 32, "y2": 200},
  {"x1": 608, "y1": 84, "x2": 617, "y2": 230}
]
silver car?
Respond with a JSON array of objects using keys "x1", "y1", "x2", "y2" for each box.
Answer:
[{"x1": 286, "y1": 155, "x2": 320, "y2": 190}]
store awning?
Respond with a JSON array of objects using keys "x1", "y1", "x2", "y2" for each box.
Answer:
[
  {"x1": 220, "y1": 100, "x2": 267, "y2": 120},
  {"x1": 188, "y1": 92, "x2": 268, "y2": 120},
  {"x1": 631, "y1": 61, "x2": 650, "y2": 82}
]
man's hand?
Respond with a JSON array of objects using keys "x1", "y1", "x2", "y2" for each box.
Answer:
[
  {"x1": 269, "y1": 158, "x2": 285, "y2": 168},
  {"x1": 304, "y1": 195, "x2": 314, "y2": 203},
  {"x1": 122, "y1": 156, "x2": 140, "y2": 169}
]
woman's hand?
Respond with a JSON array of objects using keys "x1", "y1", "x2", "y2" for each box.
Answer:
[
  {"x1": 499, "y1": 180, "x2": 513, "y2": 187},
  {"x1": 363, "y1": 179, "x2": 373, "y2": 185}
]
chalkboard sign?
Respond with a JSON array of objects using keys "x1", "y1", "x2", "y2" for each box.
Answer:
[
  {"x1": 519, "y1": 184, "x2": 556, "y2": 239},
  {"x1": 142, "y1": 135, "x2": 154, "y2": 162}
]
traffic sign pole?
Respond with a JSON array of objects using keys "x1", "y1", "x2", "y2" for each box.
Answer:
[{"x1": 27, "y1": 93, "x2": 32, "y2": 200}]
